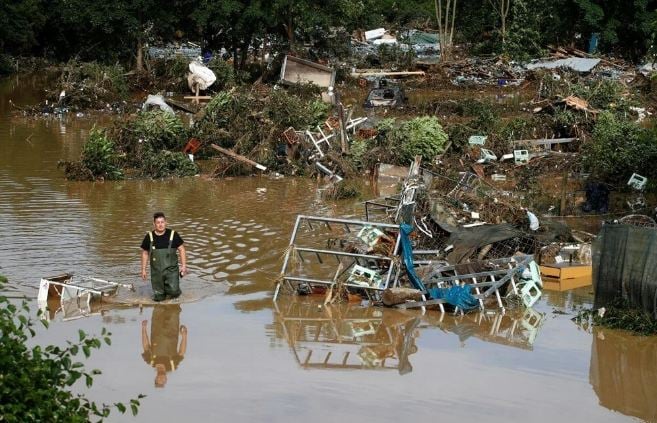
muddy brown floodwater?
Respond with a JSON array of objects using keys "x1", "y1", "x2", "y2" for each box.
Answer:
[{"x1": 1, "y1": 75, "x2": 655, "y2": 423}]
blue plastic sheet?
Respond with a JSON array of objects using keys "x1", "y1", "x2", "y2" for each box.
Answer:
[
  {"x1": 400, "y1": 223, "x2": 479, "y2": 310},
  {"x1": 428, "y1": 285, "x2": 480, "y2": 311},
  {"x1": 400, "y1": 223, "x2": 427, "y2": 292}
]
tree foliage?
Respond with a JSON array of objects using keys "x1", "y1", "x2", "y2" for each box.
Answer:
[
  {"x1": 0, "y1": 281, "x2": 144, "y2": 422},
  {"x1": 2, "y1": 0, "x2": 657, "y2": 67},
  {"x1": 582, "y1": 112, "x2": 657, "y2": 183}
]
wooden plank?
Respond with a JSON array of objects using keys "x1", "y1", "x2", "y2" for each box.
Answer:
[
  {"x1": 164, "y1": 98, "x2": 199, "y2": 114},
  {"x1": 210, "y1": 144, "x2": 267, "y2": 171},
  {"x1": 350, "y1": 71, "x2": 426, "y2": 77},
  {"x1": 513, "y1": 138, "x2": 577, "y2": 146}
]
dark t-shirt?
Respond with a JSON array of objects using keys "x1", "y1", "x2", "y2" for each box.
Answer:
[{"x1": 140, "y1": 229, "x2": 184, "y2": 251}]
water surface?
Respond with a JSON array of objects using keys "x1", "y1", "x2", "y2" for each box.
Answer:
[{"x1": 0, "y1": 75, "x2": 651, "y2": 422}]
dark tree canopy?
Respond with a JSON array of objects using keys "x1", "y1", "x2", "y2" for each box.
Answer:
[{"x1": 2, "y1": 0, "x2": 656, "y2": 66}]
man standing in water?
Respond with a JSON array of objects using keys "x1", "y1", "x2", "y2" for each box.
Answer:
[{"x1": 141, "y1": 212, "x2": 187, "y2": 301}]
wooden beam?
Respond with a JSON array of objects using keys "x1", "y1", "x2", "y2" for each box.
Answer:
[
  {"x1": 350, "y1": 71, "x2": 425, "y2": 77},
  {"x1": 210, "y1": 144, "x2": 267, "y2": 171},
  {"x1": 164, "y1": 98, "x2": 199, "y2": 114},
  {"x1": 512, "y1": 137, "x2": 577, "y2": 146}
]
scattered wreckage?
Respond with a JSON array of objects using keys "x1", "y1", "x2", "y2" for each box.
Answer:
[
  {"x1": 274, "y1": 159, "x2": 553, "y2": 313},
  {"x1": 38, "y1": 274, "x2": 134, "y2": 321}
]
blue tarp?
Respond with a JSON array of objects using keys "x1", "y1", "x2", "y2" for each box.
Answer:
[
  {"x1": 400, "y1": 223, "x2": 428, "y2": 292},
  {"x1": 400, "y1": 223, "x2": 479, "y2": 310}
]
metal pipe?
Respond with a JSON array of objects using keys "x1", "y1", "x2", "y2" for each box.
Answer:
[
  {"x1": 294, "y1": 247, "x2": 393, "y2": 261},
  {"x1": 296, "y1": 215, "x2": 399, "y2": 229},
  {"x1": 275, "y1": 215, "x2": 302, "y2": 301}
]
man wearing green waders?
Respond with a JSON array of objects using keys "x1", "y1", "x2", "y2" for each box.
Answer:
[{"x1": 140, "y1": 212, "x2": 187, "y2": 301}]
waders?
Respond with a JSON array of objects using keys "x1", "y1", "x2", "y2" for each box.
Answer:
[{"x1": 148, "y1": 230, "x2": 181, "y2": 301}]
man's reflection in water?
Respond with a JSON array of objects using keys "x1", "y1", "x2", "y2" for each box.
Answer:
[{"x1": 141, "y1": 304, "x2": 187, "y2": 388}]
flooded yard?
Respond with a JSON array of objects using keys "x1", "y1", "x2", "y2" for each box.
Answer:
[{"x1": 1, "y1": 75, "x2": 654, "y2": 422}]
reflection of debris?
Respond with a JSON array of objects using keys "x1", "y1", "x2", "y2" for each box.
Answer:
[
  {"x1": 273, "y1": 298, "x2": 420, "y2": 374},
  {"x1": 423, "y1": 307, "x2": 546, "y2": 349},
  {"x1": 590, "y1": 327, "x2": 657, "y2": 422}
]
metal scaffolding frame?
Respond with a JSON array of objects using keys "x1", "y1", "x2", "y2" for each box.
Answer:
[
  {"x1": 274, "y1": 215, "x2": 402, "y2": 301},
  {"x1": 396, "y1": 255, "x2": 534, "y2": 312}
]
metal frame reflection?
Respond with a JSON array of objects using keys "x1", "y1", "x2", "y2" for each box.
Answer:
[
  {"x1": 273, "y1": 298, "x2": 420, "y2": 374},
  {"x1": 422, "y1": 307, "x2": 546, "y2": 350}
]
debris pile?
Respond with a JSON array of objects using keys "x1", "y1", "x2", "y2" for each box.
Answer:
[{"x1": 274, "y1": 158, "x2": 576, "y2": 313}]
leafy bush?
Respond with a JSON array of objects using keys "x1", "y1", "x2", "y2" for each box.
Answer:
[
  {"x1": 582, "y1": 112, "x2": 657, "y2": 184},
  {"x1": 142, "y1": 151, "x2": 198, "y2": 178},
  {"x1": 266, "y1": 89, "x2": 329, "y2": 128},
  {"x1": 0, "y1": 280, "x2": 143, "y2": 421},
  {"x1": 398, "y1": 116, "x2": 449, "y2": 163},
  {"x1": 203, "y1": 91, "x2": 237, "y2": 126},
  {"x1": 133, "y1": 110, "x2": 187, "y2": 152},
  {"x1": 348, "y1": 137, "x2": 371, "y2": 169},
  {"x1": 206, "y1": 58, "x2": 236, "y2": 90},
  {"x1": 59, "y1": 61, "x2": 129, "y2": 104},
  {"x1": 571, "y1": 79, "x2": 625, "y2": 110},
  {"x1": 574, "y1": 299, "x2": 657, "y2": 336},
  {"x1": 371, "y1": 116, "x2": 449, "y2": 165},
  {"x1": 80, "y1": 128, "x2": 124, "y2": 180},
  {"x1": 457, "y1": 99, "x2": 498, "y2": 131}
]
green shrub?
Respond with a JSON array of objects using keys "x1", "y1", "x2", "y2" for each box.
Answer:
[
  {"x1": 457, "y1": 99, "x2": 498, "y2": 132},
  {"x1": 574, "y1": 299, "x2": 657, "y2": 336},
  {"x1": 203, "y1": 91, "x2": 237, "y2": 126},
  {"x1": 398, "y1": 116, "x2": 449, "y2": 163},
  {"x1": 133, "y1": 110, "x2": 187, "y2": 152},
  {"x1": 0, "y1": 281, "x2": 143, "y2": 421},
  {"x1": 348, "y1": 137, "x2": 370, "y2": 169},
  {"x1": 206, "y1": 58, "x2": 236, "y2": 90},
  {"x1": 371, "y1": 116, "x2": 448, "y2": 165},
  {"x1": 142, "y1": 150, "x2": 198, "y2": 178},
  {"x1": 571, "y1": 79, "x2": 625, "y2": 110},
  {"x1": 582, "y1": 112, "x2": 657, "y2": 184},
  {"x1": 80, "y1": 129, "x2": 124, "y2": 180}
]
